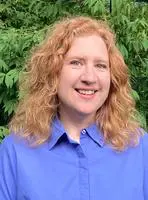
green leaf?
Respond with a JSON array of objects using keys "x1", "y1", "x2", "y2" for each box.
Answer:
[
  {"x1": 0, "y1": 72, "x2": 5, "y2": 84},
  {"x1": 0, "y1": 4, "x2": 9, "y2": 13},
  {"x1": 5, "y1": 69, "x2": 19, "y2": 88},
  {"x1": 133, "y1": 41, "x2": 140, "y2": 53},
  {"x1": 136, "y1": 112, "x2": 147, "y2": 130},
  {"x1": 53, "y1": 5, "x2": 58, "y2": 17},
  {"x1": 132, "y1": 89, "x2": 140, "y2": 102},
  {"x1": 0, "y1": 126, "x2": 9, "y2": 142},
  {"x1": 93, "y1": 1, "x2": 100, "y2": 14},
  {"x1": 118, "y1": 43, "x2": 128, "y2": 59},
  {"x1": 142, "y1": 39, "x2": 148, "y2": 51},
  {"x1": 0, "y1": 91, "x2": 6, "y2": 104},
  {"x1": 0, "y1": 59, "x2": 9, "y2": 71},
  {"x1": 5, "y1": 74, "x2": 14, "y2": 88},
  {"x1": 3, "y1": 99, "x2": 17, "y2": 115}
]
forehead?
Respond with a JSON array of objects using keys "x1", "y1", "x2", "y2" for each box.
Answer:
[{"x1": 65, "y1": 35, "x2": 109, "y2": 62}]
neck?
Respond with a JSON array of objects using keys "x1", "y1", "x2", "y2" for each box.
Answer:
[{"x1": 58, "y1": 108, "x2": 95, "y2": 142}]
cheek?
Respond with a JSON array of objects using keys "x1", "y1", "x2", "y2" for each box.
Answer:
[
  {"x1": 60, "y1": 68, "x2": 80, "y2": 86},
  {"x1": 58, "y1": 69, "x2": 69, "y2": 86},
  {"x1": 99, "y1": 73, "x2": 111, "y2": 89},
  {"x1": 58, "y1": 71, "x2": 74, "y2": 92}
]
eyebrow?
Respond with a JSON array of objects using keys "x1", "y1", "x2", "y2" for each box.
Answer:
[
  {"x1": 65, "y1": 56, "x2": 84, "y2": 61},
  {"x1": 65, "y1": 56, "x2": 109, "y2": 65}
]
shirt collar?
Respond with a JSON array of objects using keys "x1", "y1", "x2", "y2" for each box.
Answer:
[
  {"x1": 48, "y1": 116, "x2": 66, "y2": 150},
  {"x1": 48, "y1": 116, "x2": 105, "y2": 150},
  {"x1": 85, "y1": 124, "x2": 105, "y2": 147}
]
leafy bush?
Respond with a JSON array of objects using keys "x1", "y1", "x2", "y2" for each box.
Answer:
[{"x1": 0, "y1": 0, "x2": 148, "y2": 141}]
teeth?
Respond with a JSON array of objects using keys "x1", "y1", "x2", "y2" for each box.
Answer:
[{"x1": 77, "y1": 90, "x2": 95, "y2": 95}]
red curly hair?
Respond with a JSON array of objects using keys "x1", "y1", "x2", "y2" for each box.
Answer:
[{"x1": 10, "y1": 16, "x2": 142, "y2": 151}]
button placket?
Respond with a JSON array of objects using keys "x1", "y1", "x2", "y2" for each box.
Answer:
[{"x1": 76, "y1": 145, "x2": 90, "y2": 200}]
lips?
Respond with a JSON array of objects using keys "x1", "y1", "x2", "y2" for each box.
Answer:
[
  {"x1": 75, "y1": 89, "x2": 98, "y2": 99},
  {"x1": 76, "y1": 89, "x2": 95, "y2": 95}
]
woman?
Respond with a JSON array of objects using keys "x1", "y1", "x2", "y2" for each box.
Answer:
[{"x1": 0, "y1": 16, "x2": 148, "y2": 200}]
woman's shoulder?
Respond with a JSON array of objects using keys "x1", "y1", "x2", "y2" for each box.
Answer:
[
  {"x1": 0, "y1": 133, "x2": 33, "y2": 156},
  {"x1": 0, "y1": 132, "x2": 49, "y2": 156},
  {"x1": 1, "y1": 133, "x2": 25, "y2": 147},
  {"x1": 140, "y1": 131, "x2": 148, "y2": 155},
  {"x1": 1, "y1": 133, "x2": 17, "y2": 150}
]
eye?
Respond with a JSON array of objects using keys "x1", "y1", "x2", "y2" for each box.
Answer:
[
  {"x1": 95, "y1": 63, "x2": 107, "y2": 69},
  {"x1": 70, "y1": 60, "x2": 82, "y2": 66}
]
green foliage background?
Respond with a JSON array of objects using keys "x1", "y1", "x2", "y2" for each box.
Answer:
[{"x1": 0, "y1": 0, "x2": 148, "y2": 141}]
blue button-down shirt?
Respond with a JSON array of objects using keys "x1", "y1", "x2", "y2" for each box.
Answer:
[{"x1": 0, "y1": 117, "x2": 148, "y2": 200}]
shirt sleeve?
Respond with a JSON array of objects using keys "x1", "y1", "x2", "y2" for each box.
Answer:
[
  {"x1": 0, "y1": 136, "x2": 17, "y2": 200},
  {"x1": 143, "y1": 133, "x2": 148, "y2": 200}
]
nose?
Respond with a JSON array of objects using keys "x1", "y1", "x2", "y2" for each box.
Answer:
[{"x1": 80, "y1": 65, "x2": 97, "y2": 85}]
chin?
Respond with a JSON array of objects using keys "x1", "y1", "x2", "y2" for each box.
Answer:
[{"x1": 75, "y1": 108, "x2": 97, "y2": 117}]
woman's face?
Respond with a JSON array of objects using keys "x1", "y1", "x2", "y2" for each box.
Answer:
[{"x1": 57, "y1": 35, "x2": 110, "y2": 120}]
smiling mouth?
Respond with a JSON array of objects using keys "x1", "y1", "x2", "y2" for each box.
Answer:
[{"x1": 75, "y1": 89, "x2": 97, "y2": 95}]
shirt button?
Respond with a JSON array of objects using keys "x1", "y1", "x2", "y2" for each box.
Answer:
[{"x1": 81, "y1": 129, "x2": 86, "y2": 135}]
